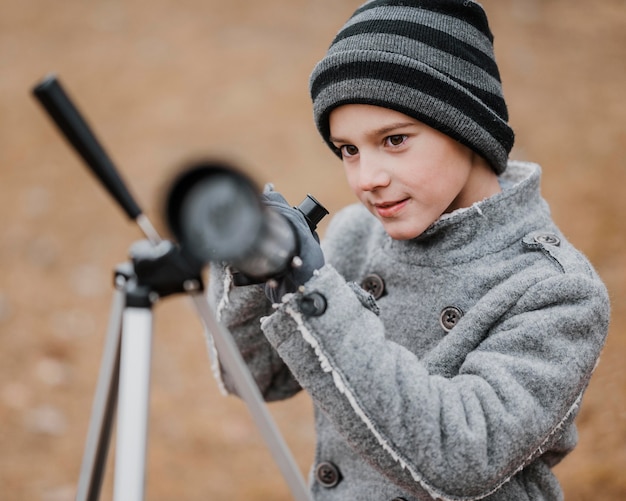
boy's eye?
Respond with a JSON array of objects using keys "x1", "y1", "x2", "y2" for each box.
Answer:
[
  {"x1": 340, "y1": 144, "x2": 359, "y2": 157},
  {"x1": 386, "y1": 134, "x2": 407, "y2": 147}
]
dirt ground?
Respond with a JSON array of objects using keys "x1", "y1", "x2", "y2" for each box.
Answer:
[{"x1": 1, "y1": 0, "x2": 625, "y2": 499}]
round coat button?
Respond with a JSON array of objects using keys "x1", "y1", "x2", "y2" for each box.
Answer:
[
  {"x1": 300, "y1": 292, "x2": 327, "y2": 317},
  {"x1": 315, "y1": 461, "x2": 341, "y2": 488},
  {"x1": 361, "y1": 274, "x2": 385, "y2": 299},
  {"x1": 534, "y1": 233, "x2": 560, "y2": 246},
  {"x1": 440, "y1": 306, "x2": 463, "y2": 332}
]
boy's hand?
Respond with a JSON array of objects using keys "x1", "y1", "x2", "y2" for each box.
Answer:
[{"x1": 261, "y1": 186, "x2": 325, "y2": 303}]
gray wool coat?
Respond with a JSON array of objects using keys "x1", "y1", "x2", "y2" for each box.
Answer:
[{"x1": 207, "y1": 161, "x2": 610, "y2": 501}]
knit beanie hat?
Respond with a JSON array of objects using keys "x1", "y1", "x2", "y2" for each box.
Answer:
[{"x1": 309, "y1": 0, "x2": 514, "y2": 174}]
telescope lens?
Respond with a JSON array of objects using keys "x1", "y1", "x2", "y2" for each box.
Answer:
[{"x1": 177, "y1": 170, "x2": 264, "y2": 265}]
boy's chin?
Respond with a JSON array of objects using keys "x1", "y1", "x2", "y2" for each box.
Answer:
[{"x1": 381, "y1": 221, "x2": 427, "y2": 241}]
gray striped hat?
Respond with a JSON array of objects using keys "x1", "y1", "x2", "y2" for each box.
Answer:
[{"x1": 309, "y1": 0, "x2": 514, "y2": 174}]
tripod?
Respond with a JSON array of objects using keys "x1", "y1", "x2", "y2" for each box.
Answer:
[
  {"x1": 74, "y1": 240, "x2": 311, "y2": 501},
  {"x1": 31, "y1": 75, "x2": 313, "y2": 501}
]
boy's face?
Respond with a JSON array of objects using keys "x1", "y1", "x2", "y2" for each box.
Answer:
[{"x1": 329, "y1": 104, "x2": 499, "y2": 240}]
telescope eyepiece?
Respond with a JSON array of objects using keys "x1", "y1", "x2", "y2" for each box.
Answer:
[{"x1": 296, "y1": 194, "x2": 328, "y2": 232}]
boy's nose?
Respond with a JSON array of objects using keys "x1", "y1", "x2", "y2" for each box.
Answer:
[{"x1": 357, "y1": 154, "x2": 390, "y2": 192}]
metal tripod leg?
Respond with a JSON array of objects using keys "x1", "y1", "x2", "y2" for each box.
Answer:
[
  {"x1": 191, "y1": 292, "x2": 313, "y2": 501},
  {"x1": 75, "y1": 287, "x2": 125, "y2": 501},
  {"x1": 113, "y1": 306, "x2": 154, "y2": 501},
  {"x1": 75, "y1": 272, "x2": 155, "y2": 501}
]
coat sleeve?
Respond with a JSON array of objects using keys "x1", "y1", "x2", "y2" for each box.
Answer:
[
  {"x1": 260, "y1": 263, "x2": 609, "y2": 500},
  {"x1": 206, "y1": 263, "x2": 301, "y2": 401}
]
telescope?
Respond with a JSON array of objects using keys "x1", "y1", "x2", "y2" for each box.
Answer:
[
  {"x1": 31, "y1": 73, "x2": 320, "y2": 501},
  {"x1": 165, "y1": 161, "x2": 328, "y2": 282}
]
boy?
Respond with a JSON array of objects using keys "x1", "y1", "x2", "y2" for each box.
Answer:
[{"x1": 208, "y1": 1, "x2": 610, "y2": 499}]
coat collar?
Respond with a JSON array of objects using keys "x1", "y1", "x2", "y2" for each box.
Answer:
[{"x1": 385, "y1": 161, "x2": 555, "y2": 265}]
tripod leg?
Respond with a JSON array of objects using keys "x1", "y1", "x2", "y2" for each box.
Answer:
[
  {"x1": 112, "y1": 306, "x2": 154, "y2": 501},
  {"x1": 190, "y1": 292, "x2": 313, "y2": 501},
  {"x1": 75, "y1": 288, "x2": 125, "y2": 501}
]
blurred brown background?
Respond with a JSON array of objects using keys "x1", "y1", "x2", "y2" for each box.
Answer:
[{"x1": 1, "y1": 0, "x2": 624, "y2": 499}]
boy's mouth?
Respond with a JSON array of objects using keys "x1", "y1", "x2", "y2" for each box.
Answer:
[{"x1": 374, "y1": 198, "x2": 409, "y2": 218}]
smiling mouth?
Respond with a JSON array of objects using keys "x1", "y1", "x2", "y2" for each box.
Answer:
[{"x1": 374, "y1": 199, "x2": 409, "y2": 218}]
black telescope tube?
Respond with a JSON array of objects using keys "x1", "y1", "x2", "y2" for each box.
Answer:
[
  {"x1": 165, "y1": 162, "x2": 328, "y2": 280},
  {"x1": 32, "y1": 74, "x2": 142, "y2": 220}
]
